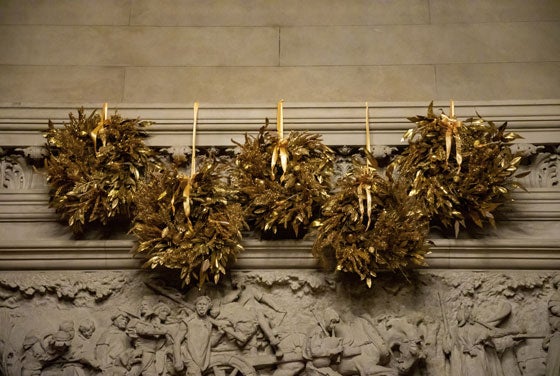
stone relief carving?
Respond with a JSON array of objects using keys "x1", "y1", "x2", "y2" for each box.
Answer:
[
  {"x1": 511, "y1": 144, "x2": 559, "y2": 189},
  {"x1": 543, "y1": 275, "x2": 560, "y2": 376},
  {"x1": 0, "y1": 272, "x2": 129, "y2": 307},
  {"x1": 0, "y1": 270, "x2": 557, "y2": 376},
  {"x1": 0, "y1": 156, "x2": 26, "y2": 191},
  {"x1": 0, "y1": 150, "x2": 46, "y2": 191},
  {"x1": 1, "y1": 144, "x2": 559, "y2": 192}
]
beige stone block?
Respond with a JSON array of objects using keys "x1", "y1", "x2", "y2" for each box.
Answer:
[
  {"x1": 123, "y1": 65, "x2": 436, "y2": 103},
  {"x1": 430, "y1": 0, "x2": 560, "y2": 23},
  {"x1": 0, "y1": 26, "x2": 278, "y2": 66},
  {"x1": 0, "y1": 0, "x2": 131, "y2": 25},
  {"x1": 280, "y1": 22, "x2": 560, "y2": 66},
  {"x1": 130, "y1": 0, "x2": 429, "y2": 26},
  {"x1": 0, "y1": 66, "x2": 124, "y2": 103},
  {"x1": 436, "y1": 62, "x2": 560, "y2": 100}
]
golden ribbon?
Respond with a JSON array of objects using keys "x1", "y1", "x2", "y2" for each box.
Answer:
[
  {"x1": 357, "y1": 182, "x2": 373, "y2": 230},
  {"x1": 365, "y1": 102, "x2": 371, "y2": 161},
  {"x1": 271, "y1": 99, "x2": 289, "y2": 176},
  {"x1": 180, "y1": 101, "x2": 199, "y2": 218},
  {"x1": 358, "y1": 102, "x2": 374, "y2": 230},
  {"x1": 91, "y1": 102, "x2": 109, "y2": 153},
  {"x1": 440, "y1": 100, "x2": 463, "y2": 170}
]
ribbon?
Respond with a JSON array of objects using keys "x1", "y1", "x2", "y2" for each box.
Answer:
[
  {"x1": 440, "y1": 100, "x2": 463, "y2": 170},
  {"x1": 180, "y1": 101, "x2": 199, "y2": 218},
  {"x1": 91, "y1": 102, "x2": 109, "y2": 153},
  {"x1": 358, "y1": 102, "x2": 374, "y2": 230},
  {"x1": 365, "y1": 102, "x2": 371, "y2": 159},
  {"x1": 357, "y1": 182, "x2": 373, "y2": 230},
  {"x1": 271, "y1": 100, "x2": 289, "y2": 176}
]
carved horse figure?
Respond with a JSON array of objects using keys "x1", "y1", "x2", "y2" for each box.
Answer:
[
  {"x1": 380, "y1": 317, "x2": 426, "y2": 376},
  {"x1": 335, "y1": 317, "x2": 397, "y2": 376}
]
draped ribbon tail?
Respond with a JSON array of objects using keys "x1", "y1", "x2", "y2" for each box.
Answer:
[
  {"x1": 182, "y1": 179, "x2": 192, "y2": 218},
  {"x1": 365, "y1": 186, "x2": 372, "y2": 230},
  {"x1": 442, "y1": 114, "x2": 463, "y2": 170},
  {"x1": 183, "y1": 200, "x2": 190, "y2": 218},
  {"x1": 271, "y1": 145, "x2": 279, "y2": 176},
  {"x1": 90, "y1": 120, "x2": 105, "y2": 154},
  {"x1": 445, "y1": 128, "x2": 453, "y2": 163},
  {"x1": 279, "y1": 146, "x2": 289, "y2": 175},
  {"x1": 357, "y1": 185, "x2": 365, "y2": 224},
  {"x1": 357, "y1": 184, "x2": 373, "y2": 230},
  {"x1": 271, "y1": 141, "x2": 289, "y2": 177},
  {"x1": 454, "y1": 126, "x2": 463, "y2": 172}
]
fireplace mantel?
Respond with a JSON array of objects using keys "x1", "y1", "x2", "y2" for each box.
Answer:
[{"x1": 1, "y1": 100, "x2": 559, "y2": 271}]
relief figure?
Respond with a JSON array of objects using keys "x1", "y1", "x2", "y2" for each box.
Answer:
[
  {"x1": 543, "y1": 276, "x2": 560, "y2": 376},
  {"x1": 442, "y1": 301, "x2": 525, "y2": 376}
]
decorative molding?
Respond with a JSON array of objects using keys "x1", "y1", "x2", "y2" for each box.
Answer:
[
  {"x1": 1, "y1": 236, "x2": 560, "y2": 271},
  {"x1": 0, "y1": 189, "x2": 556, "y2": 222},
  {"x1": 1, "y1": 100, "x2": 559, "y2": 147},
  {"x1": 0, "y1": 191, "x2": 55, "y2": 221}
]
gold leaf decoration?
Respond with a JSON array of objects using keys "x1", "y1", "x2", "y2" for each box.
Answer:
[
  {"x1": 131, "y1": 158, "x2": 247, "y2": 288},
  {"x1": 233, "y1": 123, "x2": 334, "y2": 239},
  {"x1": 44, "y1": 107, "x2": 155, "y2": 234},
  {"x1": 391, "y1": 102, "x2": 525, "y2": 236},
  {"x1": 313, "y1": 152, "x2": 431, "y2": 286}
]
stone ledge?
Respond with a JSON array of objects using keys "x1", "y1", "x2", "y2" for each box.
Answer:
[
  {"x1": 1, "y1": 237, "x2": 559, "y2": 271},
  {"x1": 1, "y1": 189, "x2": 557, "y2": 222},
  {"x1": 1, "y1": 100, "x2": 559, "y2": 146}
]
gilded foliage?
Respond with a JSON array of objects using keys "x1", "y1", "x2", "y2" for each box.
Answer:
[
  {"x1": 313, "y1": 153, "x2": 430, "y2": 287},
  {"x1": 44, "y1": 108, "x2": 155, "y2": 233},
  {"x1": 233, "y1": 124, "x2": 335, "y2": 238},
  {"x1": 391, "y1": 102, "x2": 526, "y2": 235},
  {"x1": 131, "y1": 158, "x2": 247, "y2": 287}
]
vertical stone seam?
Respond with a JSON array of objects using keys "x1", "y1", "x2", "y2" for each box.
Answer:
[
  {"x1": 278, "y1": 26, "x2": 281, "y2": 67},
  {"x1": 427, "y1": 0, "x2": 432, "y2": 24},
  {"x1": 433, "y1": 64, "x2": 439, "y2": 98},
  {"x1": 121, "y1": 67, "x2": 127, "y2": 102},
  {"x1": 127, "y1": 0, "x2": 133, "y2": 26}
]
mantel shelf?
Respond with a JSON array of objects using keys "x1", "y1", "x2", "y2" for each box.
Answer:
[
  {"x1": 0, "y1": 237, "x2": 559, "y2": 271},
  {"x1": 1, "y1": 100, "x2": 559, "y2": 147},
  {"x1": 1, "y1": 101, "x2": 559, "y2": 272}
]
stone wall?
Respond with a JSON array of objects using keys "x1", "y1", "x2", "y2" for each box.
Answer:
[
  {"x1": 1, "y1": 1, "x2": 560, "y2": 375},
  {"x1": 0, "y1": 0, "x2": 559, "y2": 104}
]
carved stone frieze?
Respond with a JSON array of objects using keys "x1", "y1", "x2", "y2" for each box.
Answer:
[
  {"x1": 2, "y1": 143, "x2": 559, "y2": 193},
  {"x1": 0, "y1": 270, "x2": 558, "y2": 376},
  {"x1": 0, "y1": 152, "x2": 46, "y2": 191}
]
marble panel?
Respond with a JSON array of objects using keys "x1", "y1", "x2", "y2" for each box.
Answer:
[
  {"x1": 0, "y1": 26, "x2": 279, "y2": 66},
  {"x1": 0, "y1": 0, "x2": 131, "y2": 26},
  {"x1": 0, "y1": 66, "x2": 124, "y2": 103},
  {"x1": 430, "y1": 0, "x2": 560, "y2": 23},
  {"x1": 130, "y1": 0, "x2": 429, "y2": 27},
  {"x1": 280, "y1": 22, "x2": 560, "y2": 66},
  {"x1": 436, "y1": 62, "x2": 560, "y2": 101},
  {"x1": 123, "y1": 66, "x2": 436, "y2": 103}
]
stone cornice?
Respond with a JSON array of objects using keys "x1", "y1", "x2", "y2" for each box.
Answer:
[
  {"x1": 1, "y1": 100, "x2": 559, "y2": 147},
  {"x1": 1, "y1": 237, "x2": 559, "y2": 271},
  {"x1": 1, "y1": 189, "x2": 556, "y2": 222}
]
